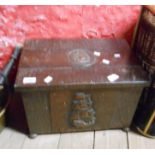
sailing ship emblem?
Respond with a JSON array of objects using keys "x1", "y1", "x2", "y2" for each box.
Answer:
[{"x1": 70, "y1": 92, "x2": 96, "y2": 128}]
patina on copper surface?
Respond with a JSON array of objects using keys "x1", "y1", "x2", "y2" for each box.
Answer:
[{"x1": 15, "y1": 39, "x2": 149, "y2": 135}]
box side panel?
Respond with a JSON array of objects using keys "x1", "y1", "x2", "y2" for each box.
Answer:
[{"x1": 21, "y1": 91, "x2": 52, "y2": 134}]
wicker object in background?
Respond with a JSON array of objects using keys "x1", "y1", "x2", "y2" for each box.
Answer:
[
  {"x1": 132, "y1": 6, "x2": 155, "y2": 138},
  {"x1": 133, "y1": 7, "x2": 155, "y2": 74}
]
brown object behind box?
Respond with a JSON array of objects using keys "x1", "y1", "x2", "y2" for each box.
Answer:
[
  {"x1": 0, "y1": 106, "x2": 5, "y2": 132},
  {"x1": 15, "y1": 39, "x2": 149, "y2": 136},
  {"x1": 132, "y1": 6, "x2": 155, "y2": 138},
  {"x1": 0, "y1": 47, "x2": 21, "y2": 133},
  {"x1": 132, "y1": 7, "x2": 155, "y2": 74}
]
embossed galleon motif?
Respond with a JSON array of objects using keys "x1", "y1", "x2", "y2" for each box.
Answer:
[{"x1": 70, "y1": 92, "x2": 96, "y2": 128}]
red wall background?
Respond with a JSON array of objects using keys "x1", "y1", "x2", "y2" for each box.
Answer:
[{"x1": 0, "y1": 5, "x2": 141, "y2": 69}]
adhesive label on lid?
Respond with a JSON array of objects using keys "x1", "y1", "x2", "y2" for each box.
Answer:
[{"x1": 23, "y1": 77, "x2": 37, "y2": 84}]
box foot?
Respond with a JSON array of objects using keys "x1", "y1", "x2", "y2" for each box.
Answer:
[
  {"x1": 122, "y1": 127, "x2": 130, "y2": 132},
  {"x1": 29, "y1": 133, "x2": 38, "y2": 139}
]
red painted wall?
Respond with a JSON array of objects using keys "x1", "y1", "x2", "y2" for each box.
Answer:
[{"x1": 0, "y1": 5, "x2": 141, "y2": 69}]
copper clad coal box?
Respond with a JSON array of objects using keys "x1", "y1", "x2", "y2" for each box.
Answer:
[{"x1": 15, "y1": 39, "x2": 149, "y2": 136}]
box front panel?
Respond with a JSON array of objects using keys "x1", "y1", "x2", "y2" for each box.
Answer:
[{"x1": 50, "y1": 86, "x2": 143, "y2": 133}]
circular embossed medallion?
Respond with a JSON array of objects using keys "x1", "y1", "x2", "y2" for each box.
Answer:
[{"x1": 68, "y1": 49, "x2": 96, "y2": 68}]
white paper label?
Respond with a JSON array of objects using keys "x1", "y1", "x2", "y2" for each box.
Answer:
[
  {"x1": 102, "y1": 59, "x2": 110, "y2": 65},
  {"x1": 23, "y1": 77, "x2": 36, "y2": 84},
  {"x1": 114, "y1": 53, "x2": 121, "y2": 58},
  {"x1": 44, "y1": 76, "x2": 53, "y2": 84},
  {"x1": 107, "y1": 74, "x2": 119, "y2": 82},
  {"x1": 94, "y1": 51, "x2": 101, "y2": 57}
]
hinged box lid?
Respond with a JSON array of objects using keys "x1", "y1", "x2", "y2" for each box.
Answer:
[{"x1": 15, "y1": 39, "x2": 149, "y2": 89}]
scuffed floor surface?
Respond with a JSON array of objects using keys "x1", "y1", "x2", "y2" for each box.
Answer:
[{"x1": 0, "y1": 128, "x2": 155, "y2": 149}]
